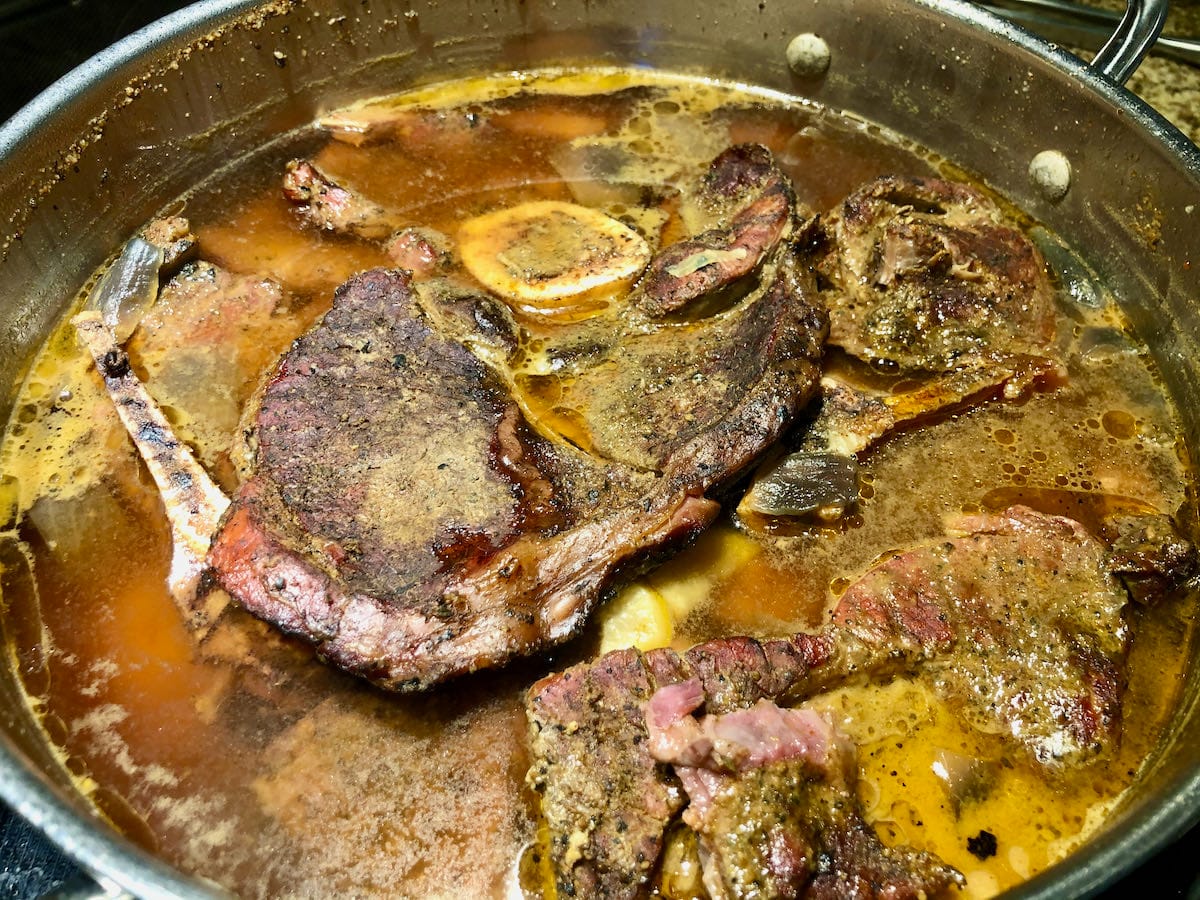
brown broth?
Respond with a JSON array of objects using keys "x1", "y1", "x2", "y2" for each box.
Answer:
[{"x1": 0, "y1": 68, "x2": 1195, "y2": 899}]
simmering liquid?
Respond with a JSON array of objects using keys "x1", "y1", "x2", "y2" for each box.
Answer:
[{"x1": 0, "y1": 68, "x2": 1195, "y2": 898}]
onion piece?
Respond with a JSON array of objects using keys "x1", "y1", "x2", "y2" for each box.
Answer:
[
  {"x1": 739, "y1": 451, "x2": 860, "y2": 519},
  {"x1": 931, "y1": 748, "x2": 998, "y2": 811},
  {"x1": 86, "y1": 235, "x2": 164, "y2": 343}
]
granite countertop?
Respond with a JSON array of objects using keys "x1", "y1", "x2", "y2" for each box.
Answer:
[{"x1": 1091, "y1": 0, "x2": 1200, "y2": 142}]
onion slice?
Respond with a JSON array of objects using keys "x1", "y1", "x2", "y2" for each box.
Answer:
[
  {"x1": 739, "y1": 451, "x2": 860, "y2": 519},
  {"x1": 85, "y1": 235, "x2": 164, "y2": 343}
]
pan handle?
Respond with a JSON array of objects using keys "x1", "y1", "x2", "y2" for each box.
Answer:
[
  {"x1": 976, "y1": 0, "x2": 1177, "y2": 85},
  {"x1": 1091, "y1": 0, "x2": 1169, "y2": 84}
]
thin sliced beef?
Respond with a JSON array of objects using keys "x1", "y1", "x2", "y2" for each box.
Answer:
[
  {"x1": 526, "y1": 505, "x2": 1154, "y2": 896},
  {"x1": 647, "y1": 693, "x2": 964, "y2": 900},
  {"x1": 282, "y1": 159, "x2": 399, "y2": 240},
  {"x1": 822, "y1": 175, "x2": 1058, "y2": 376},
  {"x1": 208, "y1": 191, "x2": 825, "y2": 690}
]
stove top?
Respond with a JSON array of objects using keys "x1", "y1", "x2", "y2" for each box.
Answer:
[{"x1": 0, "y1": 1, "x2": 1197, "y2": 897}]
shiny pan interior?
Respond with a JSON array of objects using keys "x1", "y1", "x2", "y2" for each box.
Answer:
[{"x1": 0, "y1": 0, "x2": 1197, "y2": 897}]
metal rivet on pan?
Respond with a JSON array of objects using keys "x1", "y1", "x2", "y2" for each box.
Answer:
[
  {"x1": 786, "y1": 33, "x2": 831, "y2": 78},
  {"x1": 1029, "y1": 150, "x2": 1072, "y2": 202}
]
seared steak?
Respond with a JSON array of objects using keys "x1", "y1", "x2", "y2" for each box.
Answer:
[
  {"x1": 208, "y1": 145, "x2": 826, "y2": 691},
  {"x1": 526, "y1": 505, "x2": 1159, "y2": 896},
  {"x1": 822, "y1": 175, "x2": 1058, "y2": 376}
]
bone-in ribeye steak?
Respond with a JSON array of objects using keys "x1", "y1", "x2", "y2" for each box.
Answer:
[{"x1": 207, "y1": 147, "x2": 827, "y2": 690}]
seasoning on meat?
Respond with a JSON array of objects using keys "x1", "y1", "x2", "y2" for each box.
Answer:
[
  {"x1": 76, "y1": 145, "x2": 826, "y2": 692},
  {"x1": 207, "y1": 237, "x2": 824, "y2": 689}
]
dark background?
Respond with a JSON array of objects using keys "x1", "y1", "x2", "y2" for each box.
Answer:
[{"x1": 0, "y1": 0, "x2": 1197, "y2": 896}]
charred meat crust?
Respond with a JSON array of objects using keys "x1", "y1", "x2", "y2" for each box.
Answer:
[{"x1": 208, "y1": 249, "x2": 826, "y2": 690}]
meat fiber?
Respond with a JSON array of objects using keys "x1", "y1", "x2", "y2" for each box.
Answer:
[{"x1": 821, "y1": 175, "x2": 1059, "y2": 377}]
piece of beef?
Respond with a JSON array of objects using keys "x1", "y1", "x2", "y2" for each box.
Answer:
[
  {"x1": 126, "y1": 261, "x2": 304, "y2": 487},
  {"x1": 284, "y1": 143, "x2": 793, "y2": 321},
  {"x1": 282, "y1": 159, "x2": 399, "y2": 240},
  {"x1": 633, "y1": 144, "x2": 796, "y2": 318},
  {"x1": 1099, "y1": 511, "x2": 1199, "y2": 604},
  {"x1": 283, "y1": 162, "x2": 456, "y2": 278},
  {"x1": 646, "y1": 693, "x2": 964, "y2": 900},
  {"x1": 821, "y1": 175, "x2": 1059, "y2": 379},
  {"x1": 549, "y1": 252, "x2": 822, "y2": 472},
  {"x1": 525, "y1": 506, "x2": 1139, "y2": 896},
  {"x1": 528, "y1": 630, "x2": 887, "y2": 899},
  {"x1": 384, "y1": 226, "x2": 455, "y2": 277},
  {"x1": 739, "y1": 174, "x2": 1065, "y2": 527},
  {"x1": 690, "y1": 759, "x2": 959, "y2": 900},
  {"x1": 737, "y1": 356, "x2": 1068, "y2": 525},
  {"x1": 525, "y1": 649, "x2": 691, "y2": 898},
  {"x1": 836, "y1": 505, "x2": 1130, "y2": 765},
  {"x1": 73, "y1": 146, "x2": 822, "y2": 691},
  {"x1": 207, "y1": 236, "x2": 826, "y2": 689},
  {"x1": 527, "y1": 633, "x2": 931, "y2": 897}
]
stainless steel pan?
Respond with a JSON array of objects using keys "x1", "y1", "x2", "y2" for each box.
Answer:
[{"x1": 0, "y1": 1, "x2": 1197, "y2": 897}]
